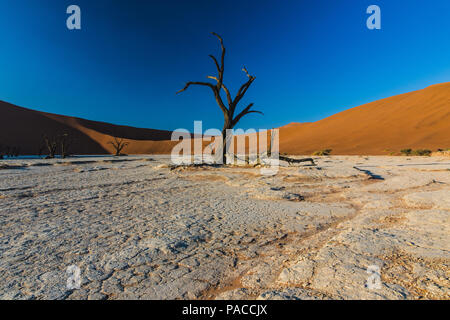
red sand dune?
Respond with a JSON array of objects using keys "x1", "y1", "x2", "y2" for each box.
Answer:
[
  {"x1": 279, "y1": 82, "x2": 450, "y2": 155},
  {"x1": 0, "y1": 82, "x2": 449, "y2": 156}
]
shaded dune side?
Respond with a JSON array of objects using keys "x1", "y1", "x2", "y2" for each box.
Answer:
[
  {"x1": 0, "y1": 102, "x2": 107, "y2": 154},
  {"x1": 0, "y1": 101, "x2": 177, "y2": 155}
]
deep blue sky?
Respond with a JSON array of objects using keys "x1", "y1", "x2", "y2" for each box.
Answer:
[{"x1": 1, "y1": 0, "x2": 449, "y2": 131}]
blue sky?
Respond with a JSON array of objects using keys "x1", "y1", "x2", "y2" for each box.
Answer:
[{"x1": 0, "y1": 0, "x2": 449, "y2": 131}]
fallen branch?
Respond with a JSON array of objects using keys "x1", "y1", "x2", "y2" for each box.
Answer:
[{"x1": 279, "y1": 155, "x2": 315, "y2": 166}]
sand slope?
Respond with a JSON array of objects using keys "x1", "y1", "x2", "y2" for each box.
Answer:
[
  {"x1": 279, "y1": 82, "x2": 450, "y2": 155},
  {"x1": 1, "y1": 82, "x2": 449, "y2": 155},
  {"x1": 0, "y1": 101, "x2": 177, "y2": 155}
]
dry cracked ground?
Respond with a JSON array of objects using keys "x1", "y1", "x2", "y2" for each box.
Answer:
[{"x1": 0, "y1": 155, "x2": 449, "y2": 300}]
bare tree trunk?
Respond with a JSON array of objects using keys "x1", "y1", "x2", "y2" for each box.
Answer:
[{"x1": 221, "y1": 117, "x2": 232, "y2": 164}]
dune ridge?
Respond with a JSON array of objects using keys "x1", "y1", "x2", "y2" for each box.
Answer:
[{"x1": 279, "y1": 82, "x2": 450, "y2": 155}]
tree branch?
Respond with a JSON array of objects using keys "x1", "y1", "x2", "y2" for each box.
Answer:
[
  {"x1": 206, "y1": 75, "x2": 218, "y2": 81},
  {"x1": 176, "y1": 81, "x2": 215, "y2": 94},
  {"x1": 209, "y1": 55, "x2": 220, "y2": 74},
  {"x1": 230, "y1": 67, "x2": 256, "y2": 115},
  {"x1": 237, "y1": 67, "x2": 256, "y2": 96},
  {"x1": 242, "y1": 66, "x2": 252, "y2": 79},
  {"x1": 232, "y1": 103, "x2": 263, "y2": 127},
  {"x1": 211, "y1": 33, "x2": 225, "y2": 70},
  {"x1": 236, "y1": 78, "x2": 254, "y2": 100},
  {"x1": 177, "y1": 81, "x2": 229, "y2": 116},
  {"x1": 207, "y1": 76, "x2": 233, "y2": 106},
  {"x1": 211, "y1": 32, "x2": 225, "y2": 88}
]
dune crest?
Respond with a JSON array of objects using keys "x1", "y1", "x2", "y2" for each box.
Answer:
[{"x1": 279, "y1": 83, "x2": 450, "y2": 155}]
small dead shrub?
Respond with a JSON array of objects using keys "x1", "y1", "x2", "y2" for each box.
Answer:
[
  {"x1": 312, "y1": 149, "x2": 332, "y2": 156},
  {"x1": 400, "y1": 149, "x2": 431, "y2": 156},
  {"x1": 400, "y1": 148, "x2": 412, "y2": 156},
  {"x1": 411, "y1": 149, "x2": 432, "y2": 156}
]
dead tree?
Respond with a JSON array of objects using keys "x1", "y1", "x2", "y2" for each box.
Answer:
[
  {"x1": 43, "y1": 135, "x2": 58, "y2": 159},
  {"x1": 37, "y1": 144, "x2": 45, "y2": 158},
  {"x1": 13, "y1": 147, "x2": 20, "y2": 158},
  {"x1": 59, "y1": 133, "x2": 72, "y2": 159},
  {"x1": 177, "y1": 33, "x2": 263, "y2": 163},
  {"x1": 108, "y1": 137, "x2": 128, "y2": 156},
  {"x1": 4, "y1": 146, "x2": 11, "y2": 158},
  {"x1": 7, "y1": 146, "x2": 20, "y2": 158}
]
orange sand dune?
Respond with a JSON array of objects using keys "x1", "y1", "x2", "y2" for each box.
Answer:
[
  {"x1": 1, "y1": 82, "x2": 449, "y2": 156},
  {"x1": 279, "y1": 82, "x2": 450, "y2": 155}
]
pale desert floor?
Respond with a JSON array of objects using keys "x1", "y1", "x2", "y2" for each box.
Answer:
[{"x1": 0, "y1": 155, "x2": 449, "y2": 300}]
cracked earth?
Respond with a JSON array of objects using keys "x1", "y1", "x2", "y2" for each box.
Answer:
[{"x1": 0, "y1": 155, "x2": 449, "y2": 300}]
